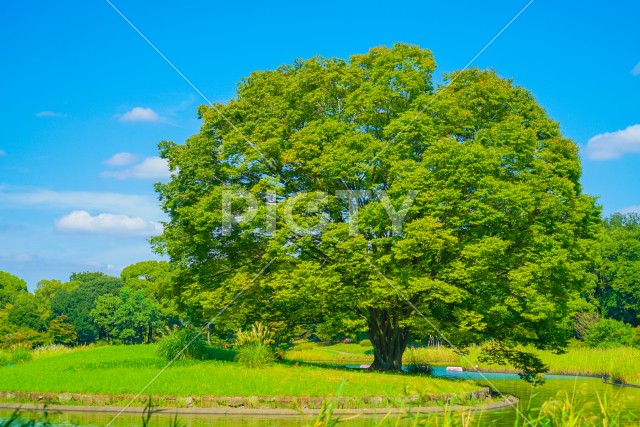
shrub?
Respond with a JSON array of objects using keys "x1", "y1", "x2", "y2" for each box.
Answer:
[
  {"x1": 235, "y1": 343, "x2": 276, "y2": 368},
  {"x1": 156, "y1": 328, "x2": 208, "y2": 361},
  {"x1": 0, "y1": 354, "x2": 8, "y2": 367},
  {"x1": 359, "y1": 339, "x2": 372, "y2": 347},
  {"x1": 584, "y1": 319, "x2": 633, "y2": 348},
  {"x1": 10, "y1": 348, "x2": 32, "y2": 364},
  {"x1": 207, "y1": 347, "x2": 237, "y2": 361},
  {"x1": 234, "y1": 322, "x2": 275, "y2": 368},
  {"x1": 632, "y1": 327, "x2": 640, "y2": 348}
]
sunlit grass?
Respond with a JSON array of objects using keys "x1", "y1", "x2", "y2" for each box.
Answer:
[{"x1": 0, "y1": 344, "x2": 480, "y2": 404}]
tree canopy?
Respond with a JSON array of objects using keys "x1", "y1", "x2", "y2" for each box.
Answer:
[
  {"x1": 154, "y1": 44, "x2": 601, "y2": 375},
  {"x1": 0, "y1": 270, "x2": 27, "y2": 309}
]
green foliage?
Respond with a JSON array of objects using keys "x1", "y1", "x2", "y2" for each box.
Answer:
[
  {"x1": 359, "y1": 339, "x2": 372, "y2": 347},
  {"x1": 235, "y1": 322, "x2": 273, "y2": 347},
  {"x1": 156, "y1": 327, "x2": 208, "y2": 361},
  {"x1": 154, "y1": 44, "x2": 600, "y2": 376},
  {"x1": 10, "y1": 348, "x2": 32, "y2": 364},
  {"x1": 50, "y1": 272, "x2": 123, "y2": 344},
  {"x1": 633, "y1": 327, "x2": 640, "y2": 348},
  {"x1": 0, "y1": 327, "x2": 51, "y2": 349},
  {"x1": 595, "y1": 213, "x2": 640, "y2": 327},
  {"x1": 7, "y1": 293, "x2": 47, "y2": 332},
  {"x1": 0, "y1": 271, "x2": 27, "y2": 309},
  {"x1": 403, "y1": 347, "x2": 432, "y2": 375},
  {"x1": 234, "y1": 343, "x2": 276, "y2": 368},
  {"x1": 234, "y1": 322, "x2": 276, "y2": 368},
  {"x1": 583, "y1": 318, "x2": 634, "y2": 348},
  {"x1": 48, "y1": 315, "x2": 77, "y2": 345},
  {"x1": 91, "y1": 287, "x2": 161, "y2": 344},
  {"x1": 479, "y1": 341, "x2": 549, "y2": 385}
]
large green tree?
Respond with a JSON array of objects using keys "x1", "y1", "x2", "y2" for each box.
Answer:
[{"x1": 154, "y1": 44, "x2": 600, "y2": 375}]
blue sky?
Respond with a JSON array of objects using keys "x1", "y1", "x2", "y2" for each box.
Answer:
[{"x1": 1, "y1": 1, "x2": 639, "y2": 288}]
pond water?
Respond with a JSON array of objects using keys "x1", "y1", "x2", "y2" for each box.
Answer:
[{"x1": 2, "y1": 368, "x2": 639, "y2": 427}]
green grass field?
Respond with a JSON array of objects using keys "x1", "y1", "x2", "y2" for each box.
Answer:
[
  {"x1": 0, "y1": 345, "x2": 480, "y2": 406},
  {"x1": 284, "y1": 342, "x2": 640, "y2": 385}
]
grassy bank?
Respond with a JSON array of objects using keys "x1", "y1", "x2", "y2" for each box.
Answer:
[
  {"x1": 464, "y1": 346, "x2": 640, "y2": 385},
  {"x1": 284, "y1": 342, "x2": 458, "y2": 364},
  {"x1": 284, "y1": 342, "x2": 640, "y2": 385},
  {"x1": 0, "y1": 345, "x2": 483, "y2": 408}
]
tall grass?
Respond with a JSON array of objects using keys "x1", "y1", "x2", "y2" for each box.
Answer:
[
  {"x1": 453, "y1": 345, "x2": 640, "y2": 385},
  {"x1": 284, "y1": 343, "x2": 458, "y2": 364},
  {"x1": 156, "y1": 328, "x2": 209, "y2": 361},
  {"x1": 234, "y1": 322, "x2": 276, "y2": 368},
  {"x1": 286, "y1": 342, "x2": 640, "y2": 385}
]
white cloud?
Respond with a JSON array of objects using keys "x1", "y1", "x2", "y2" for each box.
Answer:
[
  {"x1": 0, "y1": 188, "x2": 163, "y2": 219},
  {"x1": 618, "y1": 206, "x2": 640, "y2": 215},
  {"x1": 35, "y1": 111, "x2": 67, "y2": 118},
  {"x1": 0, "y1": 150, "x2": 6, "y2": 157},
  {"x1": 585, "y1": 124, "x2": 640, "y2": 160},
  {"x1": 632, "y1": 62, "x2": 640, "y2": 77},
  {"x1": 104, "y1": 152, "x2": 139, "y2": 166},
  {"x1": 117, "y1": 107, "x2": 162, "y2": 123},
  {"x1": 55, "y1": 210, "x2": 163, "y2": 237},
  {"x1": 101, "y1": 157, "x2": 170, "y2": 180}
]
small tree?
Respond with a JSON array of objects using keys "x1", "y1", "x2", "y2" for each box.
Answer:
[{"x1": 48, "y1": 315, "x2": 78, "y2": 345}]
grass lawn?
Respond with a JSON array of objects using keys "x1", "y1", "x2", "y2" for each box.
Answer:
[
  {"x1": 284, "y1": 342, "x2": 640, "y2": 385},
  {"x1": 0, "y1": 345, "x2": 480, "y2": 404}
]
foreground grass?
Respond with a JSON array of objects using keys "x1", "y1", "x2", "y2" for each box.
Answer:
[
  {"x1": 0, "y1": 345, "x2": 480, "y2": 404},
  {"x1": 285, "y1": 342, "x2": 640, "y2": 385}
]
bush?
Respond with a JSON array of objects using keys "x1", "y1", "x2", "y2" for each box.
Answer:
[
  {"x1": 10, "y1": 348, "x2": 32, "y2": 364},
  {"x1": 359, "y1": 339, "x2": 372, "y2": 347},
  {"x1": 207, "y1": 347, "x2": 237, "y2": 362},
  {"x1": 633, "y1": 327, "x2": 640, "y2": 348},
  {"x1": 235, "y1": 343, "x2": 276, "y2": 368},
  {"x1": 0, "y1": 354, "x2": 8, "y2": 367},
  {"x1": 234, "y1": 322, "x2": 275, "y2": 368},
  {"x1": 584, "y1": 319, "x2": 633, "y2": 348},
  {"x1": 156, "y1": 328, "x2": 209, "y2": 361}
]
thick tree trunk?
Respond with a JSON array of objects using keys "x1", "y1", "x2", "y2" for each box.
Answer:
[
  {"x1": 147, "y1": 325, "x2": 153, "y2": 344},
  {"x1": 367, "y1": 308, "x2": 410, "y2": 371}
]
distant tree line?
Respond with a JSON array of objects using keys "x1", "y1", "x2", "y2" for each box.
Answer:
[
  {"x1": 0, "y1": 261, "x2": 181, "y2": 348},
  {"x1": 1, "y1": 213, "x2": 640, "y2": 350}
]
